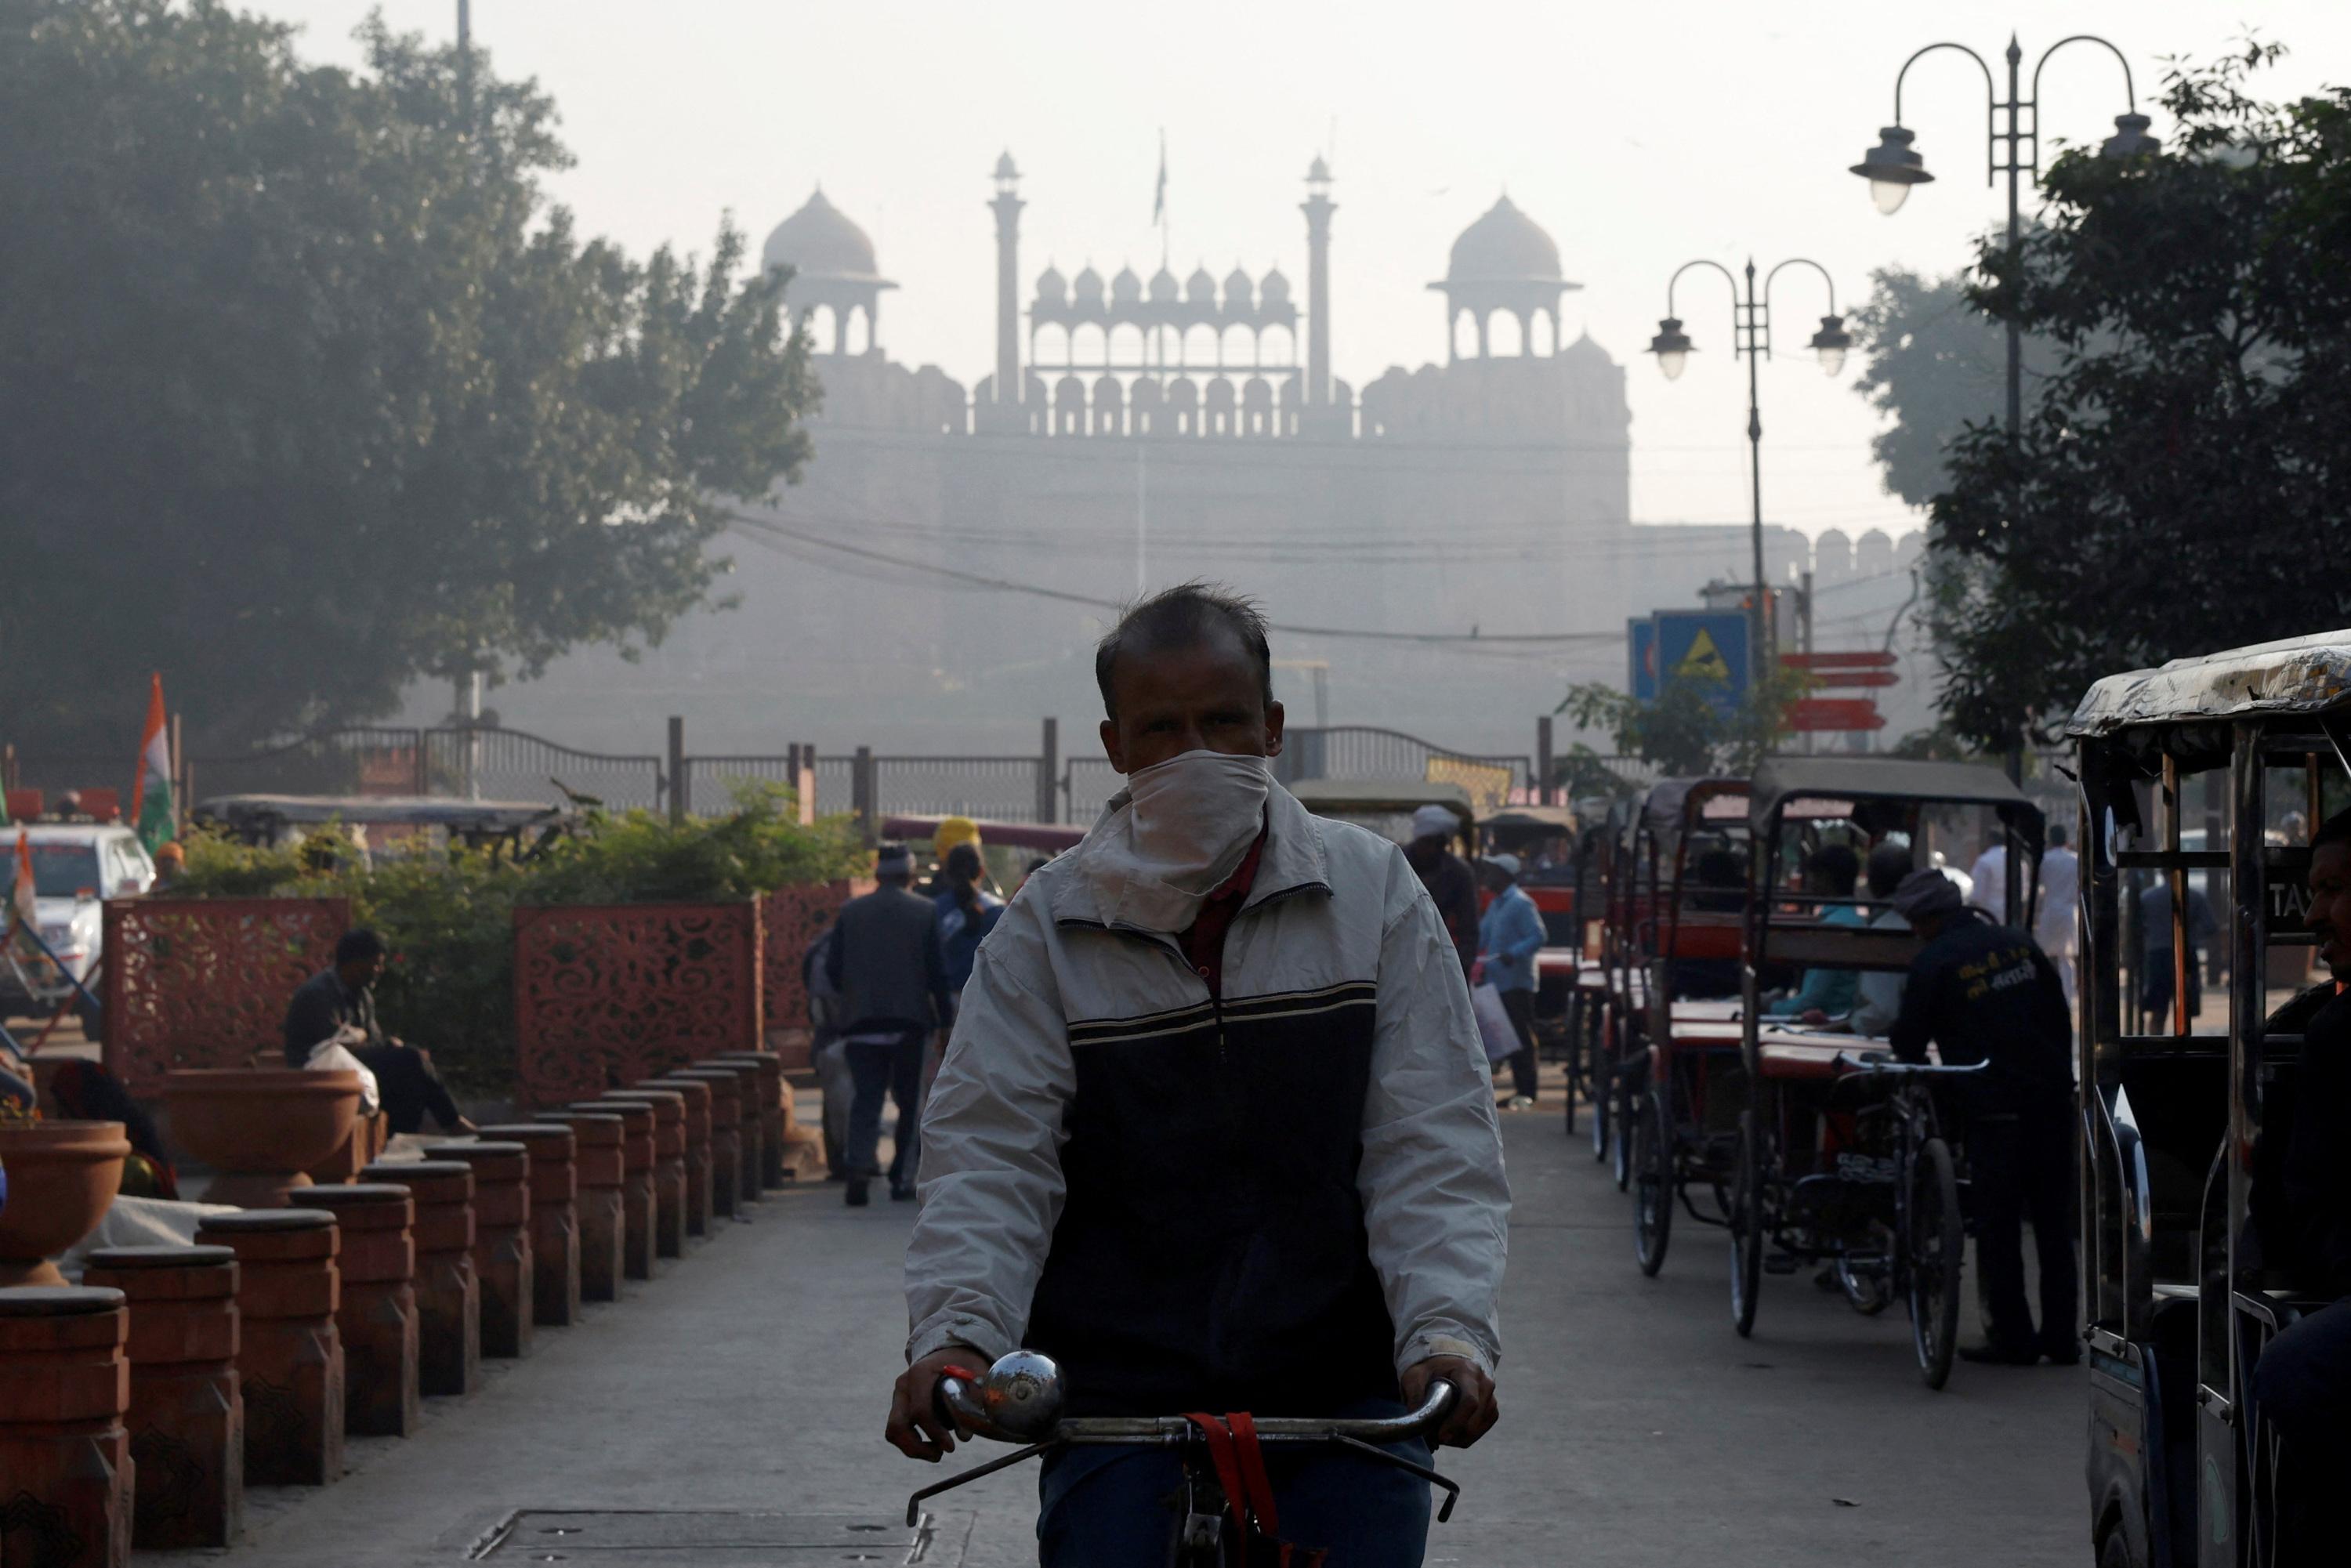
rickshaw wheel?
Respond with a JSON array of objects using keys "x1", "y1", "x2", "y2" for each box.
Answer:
[
  {"x1": 1730, "y1": 1108, "x2": 1762, "y2": 1338},
  {"x1": 1907, "y1": 1136, "x2": 1965, "y2": 1390},
  {"x1": 1611, "y1": 1073, "x2": 1637, "y2": 1192},
  {"x1": 1588, "y1": 1013, "x2": 1614, "y2": 1161},
  {"x1": 1633, "y1": 1091, "x2": 1674, "y2": 1276},
  {"x1": 1836, "y1": 1253, "x2": 1892, "y2": 1316}
]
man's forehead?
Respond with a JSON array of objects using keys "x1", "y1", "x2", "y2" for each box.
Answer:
[{"x1": 1112, "y1": 628, "x2": 1260, "y2": 698}]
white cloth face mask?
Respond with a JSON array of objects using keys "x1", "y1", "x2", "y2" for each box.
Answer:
[{"x1": 1120, "y1": 749, "x2": 1273, "y2": 898}]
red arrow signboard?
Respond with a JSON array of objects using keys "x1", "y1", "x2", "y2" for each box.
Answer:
[
  {"x1": 1788, "y1": 697, "x2": 1888, "y2": 733},
  {"x1": 1802, "y1": 669, "x2": 1900, "y2": 690}
]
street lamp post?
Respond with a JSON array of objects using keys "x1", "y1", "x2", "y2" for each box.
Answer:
[
  {"x1": 1648, "y1": 258, "x2": 1850, "y2": 680},
  {"x1": 1850, "y1": 32, "x2": 2153, "y2": 919}
]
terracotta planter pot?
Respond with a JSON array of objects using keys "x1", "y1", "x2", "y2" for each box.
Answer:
[
  {"x1": 661, "y1": 1070, "x2": 741, "y2": 1219},
  {"x1": 636, "y1": 1077, "x2": 712, "y2": 1239},
  {"x1": 712, "y1": 1052, "x2": 787, "y2": 1192},
  {"x1": 296, "y1": 1185, "x2": 419, "y2": 1438},
  {"x1": 532, "y1": 1112, "x2": 626, "y2": 1302},
  {"x1": 478, "y1": 1124, "x2": 582, "y2": 1328},
  {"x1": 165, "y1": 1070, "x2": 363, "y2": 1209},
  {"x1": 419, "y1": 1143, "x2": 534, "y2": 1360},
  {"x1": 307, "y1": 1111, "x2": 391, "y2": 1187},
  {"x1": 83, "y1": 1244, "x2": 245, "y2": 1548},
  {"x1": 681, "y1": 1062, "x2": 765, "y2": 1207},
  {"x1": 0, "y1": 1285, "x2": 133, "y2": 1568},
  {"x1": 359, "y1": 1161, "x2": 479, "y2": 1399},
  {"x1": 0, "y1": 1121, "x2": 131, "y2": 1287},
  {"x1": 594, "y1": 1092, "x2": 686, "y2": 1261},
  {"x1": 192, "y1": 1209, "x2": 344, "y2": 1488}
]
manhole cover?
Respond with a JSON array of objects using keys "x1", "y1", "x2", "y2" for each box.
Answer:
[{"x1": 471, "y1": 1512, "x2": 940, "y2": 1564}]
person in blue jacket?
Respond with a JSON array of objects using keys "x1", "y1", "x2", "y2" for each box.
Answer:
[{"x1": 1478, "y1": 853, "x2": 1547, "y2": 1108}]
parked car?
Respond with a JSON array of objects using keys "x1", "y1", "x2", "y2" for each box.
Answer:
[{"x1": 2, "y1": 823, "x2": 154, "y2": 1023}]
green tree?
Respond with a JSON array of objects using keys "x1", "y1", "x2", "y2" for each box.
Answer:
[
  {"x1": 1556, "y1": 664, "x2": 1808, "y2": 778},
  {"x1": 1928, "y1": 43, "x2": 2351, "y2": 749},
  {"x1": 0, "y1": 1, "x2": 815, "y2": 755}
]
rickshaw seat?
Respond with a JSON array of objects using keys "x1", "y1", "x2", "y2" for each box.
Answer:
[{"x1": 1755, "y1": 1034, "x2": 1854, "y2": 1081}]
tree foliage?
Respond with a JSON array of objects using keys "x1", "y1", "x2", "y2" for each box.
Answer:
[
  {"x1": 1849, "y1": 266, "x2": 2059, "y2": 509},
  {"x1": 1929, "y1": 43, "x2": 2351, "y2": 748},
  {"x1": 0, "y1": 0, "x2": 816, "y2": 755},
  {"x1": 1557, "y1": 663, "x2": 1809, "y2": 779}
]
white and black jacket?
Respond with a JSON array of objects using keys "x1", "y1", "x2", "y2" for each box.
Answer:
[{"x1": 906, "y1": 779, "x2": 1509, "y2": 1417}]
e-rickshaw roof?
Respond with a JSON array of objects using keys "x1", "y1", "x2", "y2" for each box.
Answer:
[
  {"x1": 2064, "y1": 628, "x2": 2351, "y2": 736},
  {"x1": 1288, "y1": 779, "x2": 1475, "y2": 826},
  {"x1": 1747, "y1": 756, "x2": 2044, "y2": 849},
  {"x1": 1485, "y1": 804, "x2": 1578, "y2": 834}
]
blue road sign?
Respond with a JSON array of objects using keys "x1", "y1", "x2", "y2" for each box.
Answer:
[
  {"x1": 1628, "y1": 617, "x2": 1659, "y2": 702},
  {"x1": 1651, "y1": 610, "x2": 1751, "y2": 719}
]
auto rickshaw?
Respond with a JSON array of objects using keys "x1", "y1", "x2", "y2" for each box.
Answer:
[{"x1": 2068, "y1": 630, "x2": 2350, "y2": 1568}]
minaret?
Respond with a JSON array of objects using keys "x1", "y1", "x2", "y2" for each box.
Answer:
[
  {"x1": 1300, "y1": 156, "x2": 1335, "y2": 407},
  {"x1": 990, "y1": 152, "x2": 1023, "y2": 409}
]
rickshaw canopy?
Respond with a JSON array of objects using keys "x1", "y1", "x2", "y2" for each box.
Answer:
[
  {"x1": 2064, "y1": 628, "x2": 2351, "y2": 736},
  {"x1": 1746, "y1": 756, "x2": 2045, "y2": 856}
]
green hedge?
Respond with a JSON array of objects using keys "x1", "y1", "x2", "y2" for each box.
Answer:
[{"x1": 171, "y1": 786, "x2": 863, "y2": 1098}]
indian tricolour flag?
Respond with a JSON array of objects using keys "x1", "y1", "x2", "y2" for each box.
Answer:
[
  {"x1": 130, "y1": 673, "x2": 176, "y2": 853},
  {"x1": 8, "y1": 829, "x2": 34, "y2": 955}
]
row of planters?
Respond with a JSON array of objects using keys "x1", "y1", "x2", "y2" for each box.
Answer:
[
  {"x1": 2, "y1": 1045, "x2": 796, "y2": 1562},
  {"x1": 98, "y1": 784, "x2": 865, "y2": 1103}
]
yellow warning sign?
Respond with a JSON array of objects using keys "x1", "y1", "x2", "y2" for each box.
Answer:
[{"x1": 1672, "y1": 627, "x2": 1733, "y2": 683}]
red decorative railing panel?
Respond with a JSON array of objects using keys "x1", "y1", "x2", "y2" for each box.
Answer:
[
  {"x1": 761, "y1": 881, "x2": 855, "y2": 1064},
  {"x1": 512, "y1": 901, "x2": 764, "y2": 1108},
  {"x1": 103, "y1": 897, "x2": 353, "y2": 1095}
]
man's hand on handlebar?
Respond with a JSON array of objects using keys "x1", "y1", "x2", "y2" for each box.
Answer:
[
  {"x1": 887, "y1": 1346, "x2": 979, "y2": 1462},
  {"x1": 1402, "y1": 1355, "x2": 1498, "y2": 1448}
]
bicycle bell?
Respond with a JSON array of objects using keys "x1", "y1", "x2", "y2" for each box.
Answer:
[{"x1": 977, "y1": 1350, "x2": 1064, "y2": 1439}]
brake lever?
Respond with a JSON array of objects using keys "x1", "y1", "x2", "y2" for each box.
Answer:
[{"x1": 904, "y1": 1439, "x2": 1061, "y2": 1528}]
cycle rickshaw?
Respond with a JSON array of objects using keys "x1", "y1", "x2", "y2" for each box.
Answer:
[
  {"x1": 1727, "y1": 756, "x2": 2044, "y2": 1389},
  {"x1": 2070, "y1": 629, "x2": 2350, "y2": 1568},
  {"x1": 1622, "y1": 777, "x2": 1751, "y2": 1276}
]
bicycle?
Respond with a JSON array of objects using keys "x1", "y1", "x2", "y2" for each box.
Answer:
[
  {"x1": 905, "y1": 1352, "x2": 1462, "y2": 1566},
  {"x1": 1832, "y1": 1052, "x2": 1983, "y2": 1389}
]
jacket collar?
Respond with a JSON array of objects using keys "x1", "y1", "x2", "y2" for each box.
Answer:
[{"x1": 1049, "y1": 773, "x2": 1331, "y2": 936}]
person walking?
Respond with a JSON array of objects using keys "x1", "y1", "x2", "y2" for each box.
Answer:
[
  {"x1": 1404, "y1": 803, "x2": 1479, "y2": 980},
  {"x1": 2036, "y1": 823, "x2": 2081, "y2": 1007},
  {"x1": 933, "y1": 842, "x2": 1004, "y2": 1009},
  {"x1": 826, "y1": 844, "x2": 949, "y2": 1206},
  {"x1": 1886, "y1": 871, "x2": 2077, "y2": 1366},
  {"x1": 1478, "y1": 853, "x2": 1545, "y2": 1109},
  {"x1": 889, "y1": 584, "x2": 1506, "y2": 1568}
]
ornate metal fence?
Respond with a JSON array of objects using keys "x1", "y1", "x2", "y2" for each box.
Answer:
[
  {"x1": 510, "y1": 901, "x2": 765, "y2": 1108},
  {"x1": 182, "y1": 726, "x2": 664, "y2": 810},
  {"x1": 102, "y1": 896, "x2": 350, "y2": 1094},
  {"x1": 760, "y1": 880, "x2": 856, "y2": 1068}
]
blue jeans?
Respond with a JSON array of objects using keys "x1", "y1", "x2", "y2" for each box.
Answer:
[{"x1": 1036, "y1": 1400, "x2": 1433, "y2": 1566}]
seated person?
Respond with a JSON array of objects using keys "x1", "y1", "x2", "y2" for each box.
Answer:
[
  {"x1": 2251, "y1": 809, "x2": 2351, "y2": 1563},
  {"x1": 1847, "y1": 842, "x2": 1915, "y2": 1037},
  {"x1": 1769, "y1": 844, "x2": 1865, "y2": 1019},
  {"x1": 48, "y1": 1060, "x2": 178, "y2": 1197},
  {"x1": 283, "y1": 929, "x2": 475, "y2": 1136}
]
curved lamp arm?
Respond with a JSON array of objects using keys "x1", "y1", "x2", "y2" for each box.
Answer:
[
  {"x1": 2033, "y1": 34, "x2": 2137, "y2": 114},
  {"x1": 1665, "y1": 257, "x2": 1743, "y2": 342},
  {"x1": 1762, "y1": 258, "x2": 1839, "y2": 326},
  {"x1": 1892, "y1": 41, "x2": 1998, "y2": 186}
]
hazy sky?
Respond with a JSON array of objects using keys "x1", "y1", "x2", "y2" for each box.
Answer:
[{"x1": 270, "y1": 1, "x2": 2349, "y2": 543}]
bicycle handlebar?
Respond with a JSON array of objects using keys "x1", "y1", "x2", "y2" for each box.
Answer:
[
  {"x1": 1831, "y1": 1050, "x2": 1992, "y2": 1080},
  {"x1": 936, "y1": 1354, "x2": 1458, "y2": 1447}
]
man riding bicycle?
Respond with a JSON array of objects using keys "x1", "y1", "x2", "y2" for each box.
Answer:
[{"x1": 888, "y1": 583, "x2": 1509, "y2": 1566}]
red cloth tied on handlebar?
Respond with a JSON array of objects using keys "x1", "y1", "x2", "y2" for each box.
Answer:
[{"x1": 1182, "y1": 1411, "x2": 1328, "y2": 1567}]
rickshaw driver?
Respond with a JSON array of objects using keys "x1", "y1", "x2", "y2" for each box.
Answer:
[
  {"x1": 1883, "y1": 870, "x2": 2078, "y2": 1366},
  {"x1": 886, "y1": 584, "x2": 1508, "y2": 1566},
  {"x1": 2250, "y1": 808, "x2": 2351, "y2": 1562}
]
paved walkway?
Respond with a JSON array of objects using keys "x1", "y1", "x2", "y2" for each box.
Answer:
[{"x1": 208, "y1": 1092, "x2": 2085, "y2": 1566}]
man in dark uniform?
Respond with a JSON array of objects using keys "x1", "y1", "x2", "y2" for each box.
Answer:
[
  {"x1": 282, "y1": 928, "x2": 475, "y2": 1135},
  {"x1": 1886, "y1": 868, "x2": 2077, "y2": 1366},
  {"x1": 2251, "y1": 807, "x2": 2351, "y2": 1563},
  {"x1": 1403, "y1": 804, "x2": 1479, "y2": 980}
]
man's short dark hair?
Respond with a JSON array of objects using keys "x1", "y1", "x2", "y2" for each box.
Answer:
[
  {"x1": 336, "y1": 929, "x2": 387, "y2": 965},
  {"x1": 2047, "y1": 822, "x2": 2069, "y2": 849},
  {"x1": 1094, "y1": 581, "x2": 1273, "y2": 719},
  {"x1": 2315, "y1": 807, "x2": 2351, "y2": 853},
  {"x1": 1866, "y1": 841, "x2": 1911, "y2": 899},
  {"x1": 1810, "y1": 843, "x2": 1860, "y2": 896}
]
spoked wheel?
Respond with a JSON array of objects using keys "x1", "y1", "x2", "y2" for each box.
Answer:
[
  {"x1": 1611, "y1": 1072, "x2": 1637, "y2": 1192},
  {"x1": 1588, "y1": 1013, "x2": 1614, "y2": 1162},
  {"x1": 1907, "y1": 1136, "x2": 1965, "y2": 1390},
  {"x1": 1632, "y1": 1090, "x2": 1675, "y2": 1276},
  {"x1": 1730, "y1": 1108, "x2": 1763, "y2": 1338}
]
